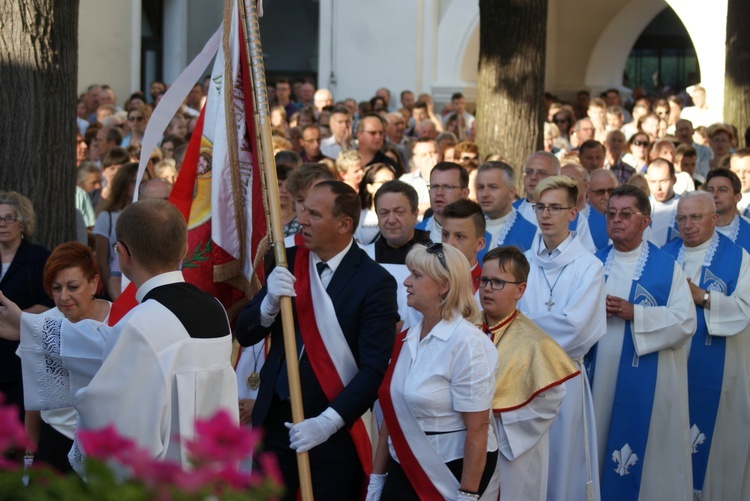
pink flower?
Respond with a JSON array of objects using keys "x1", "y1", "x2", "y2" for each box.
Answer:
[
  {"x1": 77, "y1": 425, "x2": 138, "y2": 463},
  {"x1": 253, "y1": 452, "x2": 283, "y2": 486},
  {"x1": 0, "y1": 404, "x2": 31, "y2": 454},
  {"x1": 186, "y1": 409, "x2": 259, "y2": 465}
]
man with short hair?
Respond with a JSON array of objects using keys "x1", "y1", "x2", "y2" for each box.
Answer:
[
  {"x1": 590, "y1": 184, "x2": 695, "y2": 500},
  {"x1": 588, "y1": 169, "x2": 619, "y2": 215},
  {"x1": 442, "y1": 92, "x2": 475, "y2": 137},
  {"x1": 479, "y1": 246, "x2": 578, "y2": 501},
  {"x1": 275, "y1": 78, "x2": 300, "y2": 119},
  {"x1": 385, "y1": 112, "x2": 410, "y2": 164},
  {"x1": 571, "y1": 118, "x2": 596, "y2": 148},
  {"x1": 417, "y1": 119, "x2": 438, "y2": 140},
  {"x1": 604, "y1": 130, "x2": 636, "y2": 184},
  {"x1": 93, "y1": 125, "x2": 123, "y2": 164},
  {"x1": 296, "y1": 82, "x2": 315, "y2": 109},
  {"x1": 706, "y1": 168, "x2": 750, "y2": 251},
  {"x1": 513, "y1": 151, "x2": 561, "y2": 225},
  {"x1": 283, "y1": 163, "x2": 336, "y2": 247},
  {"x1": 375, "y1": 87, "x2": 392, "y2": 111},
  {"x1": 1, "y1": 200, "x2": 239, "y2": 472},
  {"x1": 646, "y1": 158, "x2": 680, "y2": 246},
  {"x1": 406, "y1": 101, "x2": 429, "y2": 137},
  {"x1": 680, "y1": 85, "x2": 722, "y2": 128},
  {"x1": 399, "y1": 138, "x2": 440, "y2": 213},
  {"x1": 313, "y1": 88, "x2": 334, "y2": 116},
  {"x1": 476, "y1": 161, "x2": 536, "y2": 251},
  {"x1": 320, "y1": 105, "x2": 352, "y2": 159},
  {"x1": 356, "y1": 113, "x2": 398, "y2": 170},
  {"x1": 415, "y1": 162, "x2": 469, "y2": 243},
  {"x1": 662, "y1": 191, "x2": 750, "y2": 500},
  {"x1": 730, "y1": 149, "x2": 750, "y2": 215},
  {"x1": 400, "y1": 90, "x2": 415, "y2": 114},
  {"x1": 518, "y1": 175, "x2": 606, "y2": 501},
  {"x1": 578, "y1": 140, "x2": 606, "y2": 173},
  {"x1": 298, "y1": 124, "x2": 326, "y2": 163},
  {"x1": 441, "y1": 199, "x2": 488, "y2": 292},
  {"x1": 362, "y1": 180, "x2": 430, "y2": 329},
  {"x1": 237, "y1": 181, "x2": 398, "y2": 500},
  {"x1": 675, "y1": 118, "x2": 714, "y2": 182}
]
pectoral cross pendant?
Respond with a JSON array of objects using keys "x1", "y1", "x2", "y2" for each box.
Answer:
[{"x1": 545, "y1": 296, "x2": 555, "y2": 311}]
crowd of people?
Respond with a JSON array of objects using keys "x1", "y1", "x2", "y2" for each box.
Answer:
[{"x1": 0, "y1": 74, "x2": 748, "y2": 500}]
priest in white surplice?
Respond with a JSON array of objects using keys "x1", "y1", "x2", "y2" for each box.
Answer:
[
  {"x1": 517, "y1": 175, "x2": 607, "y2": 501},
  {"x1": 590, "y1": 184, "x2": 695, "y2": 500},
  {"x1": 0, "y1": 200, "x2": 239, "y2": 474},
  {"x1": 662, "y1": 191, "x2": 750, "y2": 501},
  {"x1": 479, "y1": 246, "x2": 579, "y2": 501}
]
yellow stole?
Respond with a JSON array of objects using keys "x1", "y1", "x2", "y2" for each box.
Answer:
[{"x1": 480, "y1": 310, "x2": 579, "y2": 412}]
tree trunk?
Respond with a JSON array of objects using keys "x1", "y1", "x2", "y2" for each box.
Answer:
[
  {"x1": 724, "y1": 0, "x2": 750, "y2": 148},
  {"x1": 476, "y1": 0, "x2": 548, "y2": 193},
  {"x1": 0, "y1": 1, "x2": 79, "y2": 249}
]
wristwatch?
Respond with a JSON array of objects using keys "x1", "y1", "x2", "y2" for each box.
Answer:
[{"x1": 701, "y1": 291, "x2": 710, "y2": 307}]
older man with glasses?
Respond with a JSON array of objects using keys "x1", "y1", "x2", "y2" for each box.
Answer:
[
  {"x1": 589, "y1": 184, "x2": 695, "y2": 500},
  {"x1": 661, "y1": 191, "x2": 750, "y2": 500}
]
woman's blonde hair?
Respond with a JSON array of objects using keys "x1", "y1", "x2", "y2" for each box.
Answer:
[{"x1": 405, "y1": 243, "x2": 479, "y2": 322}]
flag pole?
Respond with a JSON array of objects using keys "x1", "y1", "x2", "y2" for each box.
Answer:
[{"x1": 237, "y1": 1, "x2": 314, "y2": 499}]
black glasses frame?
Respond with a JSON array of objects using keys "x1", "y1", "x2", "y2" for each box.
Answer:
[{"x1": 425, "y1": 242, "x2": 447, "y2": 269}]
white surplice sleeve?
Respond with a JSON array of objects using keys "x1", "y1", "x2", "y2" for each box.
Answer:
[
  {"x1": 704, "y1": 251, "x2": 750, "y2": 336},
  {"x1": 524, "y1": 260, "x2": 607, "y2": 359},
  {"x1": 495, "y1": 383, "x2": 566, "y2": 460},
  {"x1": 632, "y1": 262, "x2": 696, "y2": 356},
  {"x1": 17, "y1": 312, "x2": 73, "y2": 410}
]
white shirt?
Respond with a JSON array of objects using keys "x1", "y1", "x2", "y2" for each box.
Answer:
[
  {"x1": 399, "y1": 171, "x2": 430, "y2": 206},
  {"x1": 485, "y1": 210, "x2": 512, "y2": 248},
  {"x1": 648, "y1": 196, "x2": 679, "y2": 247},
  {"x1": 390, "y1": 314, "x2": 498, "y2": 463},
  {"x1": 312, "y1": 239, "x2": 354, "y2": 289}
]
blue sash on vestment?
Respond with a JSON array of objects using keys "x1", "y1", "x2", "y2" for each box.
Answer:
[
  {"x1": 733, "y1": 217, "x2": 750, "y2": 252},
  {"x1": 588, "y1": 207, "x2": 609, "y2": 250},
  {"x1": 499, "y1": 212, "x2": 536, "y2": 252},
  {"x1": 663, "y1": 233, "x2": 740, "y2": 492},
  {"x1": 591, "y1": 242, "x2": 674, "y2": 500},
  {"x1": 512, "y1": 198, "x2": 523, "y2": 209},
  {"x1": 414, "y1": 215, "x2": 432, "y2": 233}
]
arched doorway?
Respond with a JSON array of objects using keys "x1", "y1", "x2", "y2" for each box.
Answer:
[{"x1": 624, "y1": 7, "x2": 700, "y2": 95}]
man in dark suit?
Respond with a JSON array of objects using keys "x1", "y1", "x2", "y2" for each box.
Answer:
[{"x1": 237, "y1": 181, "x2": 399, "y2": 500}]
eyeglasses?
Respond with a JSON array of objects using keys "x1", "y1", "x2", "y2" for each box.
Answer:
[
  {"x1": 632, "y1": 140, "x2": 650, "y2": 147},
  {"x1": 532, "y1": 204, "x2": 572, "y2": 215},
  {"x1": 428, "y1": 184, "x2": 461, "y2": 192},
  {"x1": 128, "y1": 115, "x2": 144, "y2": 122},
  {"x1": 425, "y1": 242, "x2": 447, "y2": 269},
  {"x1": 606, "y1": 209, "x2": 645, "y2": 220},
  {"x1": 479, "y1": 277, "x2": 521, "y2": 291},
  {"x1": 524, "y1": 169, "x2": 550, "y2": 178},
  {"x1": 0, "y1": 215, "x2": 20, "y2": 225},
  {"x1": 590, "y1": 187, "x2": 615, "y2": 196},
  {"x1": 675, "y1": 213, "x2": 714, "y2": 225},
  {"x1": 112, "y1": 241, "x2": 130, "y2": 256}
]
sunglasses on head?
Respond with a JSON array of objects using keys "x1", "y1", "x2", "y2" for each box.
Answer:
[{"x1": 425, "y1": 242, "x2": 447, "y2": 269}]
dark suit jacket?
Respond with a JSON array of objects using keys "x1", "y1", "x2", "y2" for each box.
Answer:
[
  {"x1": 0, "y1": 240, "x2": 53, "y2": 382},
  {"x1": 236, "y1": 242, "x2": 399, "y2": 427}
]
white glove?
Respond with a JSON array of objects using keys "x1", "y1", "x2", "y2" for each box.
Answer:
[
  {"x1": 365, "y1": 473, "x2": 387, "y2": 501},
  {"x1": 285, "y1": 407, "x2": 344, "y2": 452},
  {"x1": 260, "y1": 266, "x2": 296, "y2": 326}
]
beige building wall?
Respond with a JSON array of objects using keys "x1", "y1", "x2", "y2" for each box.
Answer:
[{"x1": 78, "y1": 0, "x2": 140, "y2": 103}]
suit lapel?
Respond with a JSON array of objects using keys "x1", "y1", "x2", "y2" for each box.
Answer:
[{"x1": 326, "y1": 242, "x2": 361, "y2": 304}]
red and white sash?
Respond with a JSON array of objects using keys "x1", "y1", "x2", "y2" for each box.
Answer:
[
  {"x1": 293, "y1": 245, "x2": 375, "y2": 475},
  {"x1": 378, "y1": 326, "x2": 459, "y2": 500}
]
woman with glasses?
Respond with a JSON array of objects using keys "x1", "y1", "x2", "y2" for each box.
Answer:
[
  {"x1": 93, "y1": 163, "x2": 149, "y2": 300},
  {"x1": 368, "y1": 243, "x2": 500, "y2": 500},
  {"x1": 551, "y1": 109, "x2": 574, "y2": 149},
  {"x1": 623, "y1": 132, "x2": 651, "y2": 173},
  {"x1": 0, "y1": 192, "x2": 54, "y2": 430},
  {"x1": 121, "y1": 104, "x2": 151, "y2": 148}
]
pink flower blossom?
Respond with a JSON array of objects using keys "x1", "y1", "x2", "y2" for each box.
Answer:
[
  {"x1": 253, "y1": 452, "x2": 283, "y2": 486},
  {"x1": 77, "y1": 425, "x2": 138, "y2": 463},
  {"x1": 0, "y1": 404, "x2": 31, "y2": 454},
  {"x1": 186, "y1": 409, "x2": 259, "y2": 465}
]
